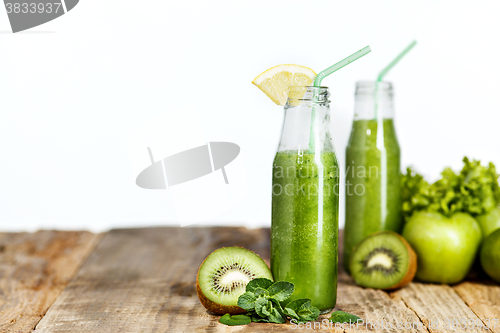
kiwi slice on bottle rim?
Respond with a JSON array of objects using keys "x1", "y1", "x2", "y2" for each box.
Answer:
[
  {"x1": 196, "y1": 246, "x2": 273, "y2": 314},
  {"x1": 349, "y1": 231, "x2": 417, "y2": 290}
]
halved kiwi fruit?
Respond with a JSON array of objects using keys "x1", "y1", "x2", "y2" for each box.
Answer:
[
  {"x1": 196, "y1": 246, "x2": 273, "y2": 314},
  {"x1": 349, "y1": 231, "x2": 417, "y2": 290}
]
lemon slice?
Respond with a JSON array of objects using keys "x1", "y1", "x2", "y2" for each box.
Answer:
[{"x1": 252, "y1": 64, "x2": 317, "y2": 106}]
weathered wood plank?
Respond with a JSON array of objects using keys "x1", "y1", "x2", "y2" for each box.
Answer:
[
  {"x1": 334, "y1": 233, "x2": 427, "y2": 333},
  {"x1": 454, "y1": 282, "x2": 500, "y2": 333},
  {"x1": 336, "y1": 274, "x2": 427, "y2": 333},
  {"x1": 35, "y1": 227, "x2": 432, "y2": 333},
  {"x1": 0, "y1": 230, "x2": 100, "y2": 333},
  {"x1": 393, "y1": 282, "x2": 494, "y2": 333},
  {"x1": 35, "y1": 227, "x2": 278, "y2": 332}
]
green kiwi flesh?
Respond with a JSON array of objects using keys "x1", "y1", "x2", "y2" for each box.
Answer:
[
  {"x1": 196, "y1": 246, "x2": 273, "y2": 314},
  {"x1": 349, "y1": 231, "x2": 417, "y2": 290}
]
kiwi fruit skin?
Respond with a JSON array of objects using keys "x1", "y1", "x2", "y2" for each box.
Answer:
[
  {"x1": 349, "y1": 231, "x2": 417, "y2": 290},
  {"x1": 386, "y1": 234, "x2": 417, "y2": 290},
  {"x1": 196, "y1": 246, "x2": 273, "y2": 315}
]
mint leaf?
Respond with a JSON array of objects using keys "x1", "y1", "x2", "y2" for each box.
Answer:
[
  {"x1": 297, "y1": 307, "x2": 320, "y2": 322},
  {"x1": 237, "y1": 292, "x2": 256, "y2": 311},
  {"x1": 246, "y1": 309, "x2": 256, "y2": 316},
  {"x1": 251, "y1": 316, "x2": 269, "y2": 323},
  {"x1": 285, "y1": 298, "x2": 309, "y2": 313},
  {"x1": 329, "y1": 310, "x2": 361, "y2": 323},
  {"x1": 267, "y1": 281, "x2": 294, "y2": 302},
  {"x1": 254, "y1": 298, "x2": 286, "y2": 323},
  {"x1": 246, "y1": 278, "x2": 273, "y2": 293},
  {"x1": 219, "y1": 313, "x2": 251, "y2": 326},
  {"x1": 254, "y1": 298, "x2": 271, "y2": 318},
  {"x1": 284, "y1": 307, "x2": 299, "y2": 319},
  {"x1": 285, "y1": 299, "x2": 320, "y2": 323},
  {"x1": 254, "y1": 287, "x2": 269, "y2": 298},
  {"x1": 268, "y1": 306, "x2": 286, "y2": 324}
]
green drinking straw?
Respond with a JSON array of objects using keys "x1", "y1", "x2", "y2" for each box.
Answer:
[
  {"x1": 374, "y1": 40, "x2": 417, "y2": 120},
  {"x1": 374, "y1": 40, "x2": 417, "y2": 221},
  {"x1": 377, "y1": 40, "x2": 417, "y2": 82},
  {"x1": 313, "y1": 45, "x2": 372, "y2": 86},
  {"x1": 308, "y1": 45, "x2": 372, "y2": 152}
]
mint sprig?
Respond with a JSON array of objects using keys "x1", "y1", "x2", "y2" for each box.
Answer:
[
  {"x1": 284, "y1": 298, "x2": 320, "y2": 324},
  {"x1": 237, "y1": 278, "x2": 289, "y2": 324},
  {"x1": 254, "y1": 297, "x2": 286, "y2": 323},
  {"x1": 219, "y1": 278, "x2": 321, "y2": 326}
]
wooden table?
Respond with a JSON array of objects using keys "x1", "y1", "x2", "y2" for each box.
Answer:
[{"x1": 0, "y1": 227, "x2": 499, "y2": 332}]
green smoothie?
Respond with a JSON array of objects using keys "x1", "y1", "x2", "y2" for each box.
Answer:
[
  {"x1": 271, "y1": 150, "x2": 339, "y2": 312},
  {"x1": 344, "y1": 119, "x2": 402, "y2": 271}
]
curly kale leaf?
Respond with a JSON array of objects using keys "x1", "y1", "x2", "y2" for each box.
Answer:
[{"x1": 401, "y1": 158, "x2": 500, "y2": 221}]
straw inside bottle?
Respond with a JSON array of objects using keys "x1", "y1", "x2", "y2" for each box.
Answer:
[{"x1": 374, "y1": 40, "x2": 416, "y2": 222}]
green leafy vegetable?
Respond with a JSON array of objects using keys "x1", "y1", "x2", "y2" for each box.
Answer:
[
  {"x1": 237, "y1": 292, "x2": 256, "y2": 311},
  {"x1": 226, "y1": 278, "x2": 320, "y2": 326},
  {"x1": 401, "y1": 167, "x2": 432, "y2": 222},
  {"x1": 254, "y1": 297, "x2": 271, "y2": 317},
  {"x1": 237, "y1": 278, "x2": 289, "y2": 324},
  {"x1": 254, "y1": 298, "x2": 286, "y2": 323},
  {"x1": 219, "y1": 313, "x2": 251, "y2": 326},
  {"x1": 460, "y1": 158, "x2": 500, "y2": 215},
  {"x1": 284, "y1": 299, "x2": 320, "y2": 323},
  {"x1": 254, "y1": 287, "x2": 269, "y2": 298},
  {"x1": 246, "y1": 278, "x2": 273, "y2": 292},
  {"x1": 402, "y1": 158, "x2": 500, "y2": 222},
  {"x1": 329, "y1": 310, "x2": 361, "y2": 323},
  {"x1": 251, "y1": 316, "x2": 269, "y2": 323},
  {"x1": 266, "y1": 281, "x2": 294, "y2": 301}
]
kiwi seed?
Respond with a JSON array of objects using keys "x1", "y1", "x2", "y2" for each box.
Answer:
[
  {"x1": 360, "y1": 247, "x2": 401, "y2": 276},
  {"x1": 349, "y1": 231, "x2": 417, "y2": 290},
  {"x1": 196, "y1": 246, "x2": 273, "y2": 314}
]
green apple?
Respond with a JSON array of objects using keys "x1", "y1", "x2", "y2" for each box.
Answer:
[
  {"x1": 480, "y1": 229, "x2": 500, "y2": 283},
  {"x1": 402, "y1": 212, "x2": 482, "y2": 284},
  {"x1": 476, "y1": 207, "x2": 500, "y2": 239}
]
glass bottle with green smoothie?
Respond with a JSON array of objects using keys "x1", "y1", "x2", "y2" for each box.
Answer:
[
  {"x1": 271, "y1": 86, "x2": 339, "y2": 313},
  {"x1": 344, "y1": 81, "x2": 402, "y2": 271}
]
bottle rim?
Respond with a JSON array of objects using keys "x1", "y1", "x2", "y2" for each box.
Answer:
[
  {"x1": 355, "y1": 81, "x2": 393, "y2": 96},
  {"x1": 287, "y1": 86, "x2": 330, "y2": 104}
]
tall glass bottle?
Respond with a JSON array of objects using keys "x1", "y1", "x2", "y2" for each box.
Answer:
[
  {"x1": 271, "y1": 86, "x2": 339, "y2": 313},
  {"x1": 344, "y1": 81, "x2": 402, "y2": 271}
]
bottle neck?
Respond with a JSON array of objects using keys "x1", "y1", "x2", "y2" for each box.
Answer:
[
  {"x1": 353, "y1": 81, "x2": 395, "y2": 120},
  {"x1": 278, "y1": 86, "x2": 334, "y2": 153}
]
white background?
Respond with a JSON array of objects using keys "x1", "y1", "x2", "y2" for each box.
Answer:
[{"x1": 1, "y1": 1, "x2": 499, "y2": 231}]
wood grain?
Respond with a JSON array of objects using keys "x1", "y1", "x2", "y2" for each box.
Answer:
[
  {"x1": 454, "y1": 282, "x2": 500, "y2": 333},
  {"x1": 9, "y1": 226, "x2": 495, "y2": 332},
  {"x1": 34, "y1": 227, "x2": 432, "y2": 333},
  {"x1": 335, "y1": 233, "x2": 427, "y2": 333},
  {"x1": 0, "y1": 230, "x2": 100, "y2": 333},
  {"x1": 35, "y1": 227, "x2": 276, "y2": 332},
  {"x1": 394, "y1": 282, "x2": 494, "y2": 333},
  {"x1": 336, "y1": 275, "x2": 427, "y2": 333}
]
